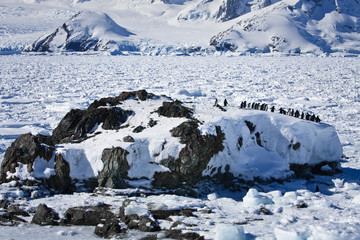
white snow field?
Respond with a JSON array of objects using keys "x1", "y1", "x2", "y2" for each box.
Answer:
[{"x1": 0, "y1": 55, "x2": 360, "y2": 239}]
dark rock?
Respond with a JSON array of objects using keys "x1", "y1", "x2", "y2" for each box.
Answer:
[
  {"x1": 140, "y1": 235, "x2": 157, "y2": 240},
  {"x1": 94, "y1": 219, "x2": 122, "y2": 238},
  {"x1": 61, "y1": 205, "x2": 115, "y2": 226},
  {"x1": 165, "y1": 229, "x2": 183, "y2": 239},
  {"x1": 31, "y1": 204, "x2": 59, "y2": 226},
  {"x1": 1, "y1": 133, "x2": 54, "y2": 183},
  {"x1": 149, "y1": 208, "x2": 196, "y2": 220},
  {"x1": 119, "y1": 201, "x2": 160, "y2": 232},
  {"x1": 138, "y1": 216, "x2": 161, "y2": 232},
  {"x1": 0, "y1": 200, "x2": 10, "y2": 209},
  {"x1": 7, "y1": 205, "x2": 30, "y2": 217},
  {"x1": 52, "y1": 107, "x2": 132, "y2": 144},
  {"x1": 133, "y1": 125, "x2": 146, "y2": 133},
  {"x1": 123, "y1": 135, "x2": 135, "y2": 142},
  {"x1": 165, "y1": 229, "x2": 204, "y2": 240},
  {"x1": 90, "y1": 90, "x2": 156, "y2": 109},
  {"x1": 98, "y1": 147, "x2": 130, "y2": 189},
  {"x1": 255, "y1": 132, "x2": 262, "y2": 147},
  {"x1": 43, "y1": 153, "x2": 72, "y2": 193},
  {"x1": 292, "y1": 142, "x2": 301, "y2": 150},
  {"x1": 156, "y1": 100, "x2": 193, "y2": 118},
  {"x1": 148, "y1": 119, "x2": 158, "y2": 127},
  {"x1": 244, "y1": 120, "x2": 256, "y2": 133},
  {"x1": 153, "y1": 121, "x2": 224, "y2": 187},
  {"x1": 258, "y1": 206, "x2": 272, "y2": 215},
  {"x1": 290, "y1": 161, "x2": 341, "y2": 179},
  {"x1": 296, "y1": 200, "x2": 308, "y2": 208},
  {"x1": 181, "y1": 232, "x2": 204, "y2": 240}
]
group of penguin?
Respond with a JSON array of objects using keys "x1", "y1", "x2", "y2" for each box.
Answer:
[{"x1": 214, "y1": 99, "x2": 321, "y2": 123}]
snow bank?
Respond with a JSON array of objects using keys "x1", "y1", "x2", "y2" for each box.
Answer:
[{"x1": 214, "y1": 224, "x2": 246, "y2": 240}]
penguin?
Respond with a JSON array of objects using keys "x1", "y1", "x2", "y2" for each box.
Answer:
[
  {"x1": 213, "y1": 98, "x2": 218, "y2": 107},
  {"x1": 301, "y1": 112, "x2": 304, "y2": 119},
  {"x1": 224, "y1": 99, "x2": 228, "y2": 107},
  {"x1": 294, "y1": 110, "x2": 300, "y2": 118},
  {"x1": 306, "y1": 113, "x2": 310, "y2": 120},
  {"x1": 310, "y1": 114, "x2": 315, "y2": 121},
  {"x1": 251, "y1": 102, "x2": 255, "y2": 109},
  {"x1": 315, "y1": 116, "x2": 321, "y2": 122}
]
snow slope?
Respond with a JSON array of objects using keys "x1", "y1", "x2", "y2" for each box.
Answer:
[
  {"x1": 1, "y1": 0, "x2": 360, "y2": 54},
  {"x1": 210, "y1": 0, "x2": 360, "y2": 54}
]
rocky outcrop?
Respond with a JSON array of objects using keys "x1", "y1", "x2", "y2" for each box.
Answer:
[
  {"x1": 156, "y1": 100, "x2": 193, "y2": 118},
  {"x1": 1, "y1": 133, "x2": 54, "y2": 182},
  {"x1": 60, "y1": 204, "x2": 116, "y2": 226},
  {"x1": 51, "y1": 107, "x2": 133, "y2": 144},
  {"x1": 31, "y1": 204, "x2": 60, "y2": 226},
  {"x1": 1, "y1": 89, "x2": 342, "y2": 194},
  {"x1": 153, "y1": 121, "x2": 225, "y2": 187}
]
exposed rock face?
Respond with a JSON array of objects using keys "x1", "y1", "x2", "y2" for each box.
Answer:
[
  {"x1": 31, "y1": 204, "x2": 59, "y2": 226},
  {"x1": 98, "y1": 147, "x2": 130, "y2": 189},
  {"x1": 153, "y1": 121, "x2": 225, "y2": 187},
  {"x1": 51, "y1": 107, "x2": 133, "y2": 144},
  {"x1": 1, "y1": 133, "x2": 54, "y2": 182},
  {"x1": 47, "y1": 154, "x2": 72, "y2": 193},
  {"x1": 156, "y1": 100, "x2": 193, "y2": 118}
]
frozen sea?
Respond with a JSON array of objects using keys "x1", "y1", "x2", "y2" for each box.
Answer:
[
  {"x1": 0, "y1": 54, "x2": 360, "y2": 239},
  {"x1": 1, "y1": 55, "x2": 359, "y2": 168}
]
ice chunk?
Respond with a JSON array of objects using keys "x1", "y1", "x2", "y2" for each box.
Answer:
[
  {"x1": 243, "y1": 188, "x2": 273, "y2": 206},
  {"x1": 332, "y1": 178, "x2": 344, "y2": 188},
  {"x1": 215, "y1": 224, "x2": 246, "y2": 240},
  {"x1": 274, "y1": 227, "x2": 302, "y2": 240},
  {"x1": 207, "y1": 193, "x2": 219, "y2": 201}
]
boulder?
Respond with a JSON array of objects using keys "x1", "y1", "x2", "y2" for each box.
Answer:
[
  {"x1": 119, "y1": 203, "x2": 160, "y2": 232},
  {"x1": 60, "y1": 205, "x2": 116, "y2": 226},
  {"x1": 94, "y1": 219, "x2": 122, "y2": 238},
  {"x1": 7, "y1": 205, "x2": 30, "y2": 217},
  {"x1": 1, "y1": 133, "x2": 54, "y2": 182},
  {"x1": 98, "y1": 147, "x2": 130, "y2": 189},
  {"x1": 156, "y1": 100, "x2": 193, "y2": 118},
  {"x1": 31, "y1": 204, "x2": 59, "y2": 226}
]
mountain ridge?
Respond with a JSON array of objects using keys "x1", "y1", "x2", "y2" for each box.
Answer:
[{"x1": 1, "y1": 0, "x2": 360, "y2": 55}]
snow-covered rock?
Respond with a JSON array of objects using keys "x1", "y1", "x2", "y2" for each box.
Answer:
[
  {"x1": 177, "y1": 0, "x2": 279, "y2": 22},
  {"x1": 25, "y1": 11, "x2": 136, "y2": 53},
  {"x1": 0, "y1": 90, "x2": 342, "y2": 192},
  {"x1": 210, "y1": 0, "x2": 360, "y2": 54}
]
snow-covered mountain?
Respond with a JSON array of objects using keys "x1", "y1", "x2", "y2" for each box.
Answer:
[
  {"x1": 210, "y1": 0, "x2": 360, "y2": 54},
  {"x1": 177, "y1": 0, "x2": 279, "y2": 22},
  {"x1": 1, "y1": 0, "x2": 360, "y2": 54},
  {"x1": 25, "y1": 11, "x2": 135, "y2": 53}
]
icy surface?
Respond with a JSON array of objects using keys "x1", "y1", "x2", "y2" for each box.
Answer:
[{"x1": 0, "y1": 55, "x2": 359, "y2": 239}]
